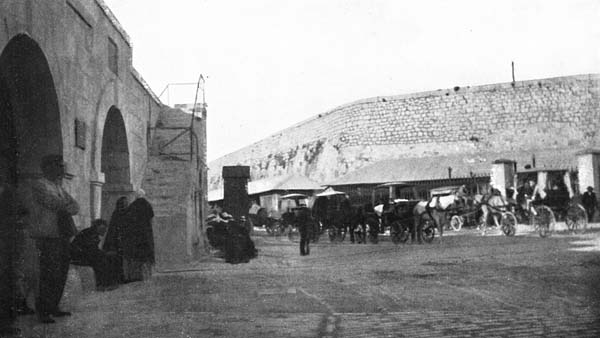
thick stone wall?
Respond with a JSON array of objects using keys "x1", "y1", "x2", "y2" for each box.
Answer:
[
  {"x1": 143, "y1": 107, "x2": 208, "y2": 267},
  {"x1": 1, "y1": 0, "x2": 162, "y2": 228},
  {"x1": 209, "y1": 74, "x2": 600, "y2": 189}
]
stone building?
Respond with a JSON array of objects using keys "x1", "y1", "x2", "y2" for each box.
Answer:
[
  {"x1": 209, "y1": 74, "x2": 600, "y2": 195},
  {"x1": 0, "y1": 0, "x2": 207, "y2": 267}
]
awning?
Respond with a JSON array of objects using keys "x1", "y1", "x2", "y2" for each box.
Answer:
[
  {"x1": 316, "y1": 187, "x2": 347, "y2": 197},
  {"x1": 281, "y1": 193, "x2": 309, "y2": 199}
]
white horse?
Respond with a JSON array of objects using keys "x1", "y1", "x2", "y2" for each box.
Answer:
[
  {"x1": 413, "y1": 194, "x2": 458, "y2": 243},
  {"x1": 474, "y1": 194, "x2": 510, "y2": 232}
]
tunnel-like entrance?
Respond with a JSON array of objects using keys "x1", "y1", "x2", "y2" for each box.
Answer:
[
  {"x1": 100, "y1": 106, "x2": 132, "y2": 221},
  {"x1": 0, "y1": 34, "x2": 62, "y2": 187}
]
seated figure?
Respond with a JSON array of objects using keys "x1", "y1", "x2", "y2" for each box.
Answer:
[{"x1": 70, "y1": 219, "x2": 120, "y2": 291}]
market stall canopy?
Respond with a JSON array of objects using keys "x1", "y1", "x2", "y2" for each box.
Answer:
[
  {"x1": 281, "y1": 193, "x2": 309, "y2": 199},
  {"x1": 327, "y1": 149, "x2": 579, "y2": 187},
  {"x1": 375, "y1": 181, "x2": 412, "y2": 189},
  {"x1": 430, "y1": 186, "x2": 462, "y2": 196},
  {"x1": 248, "y1": 174, "x2": 322, "y2": 195},
  {"x1": 208, "y1": 174, "x2": 322, "y2": 202}
]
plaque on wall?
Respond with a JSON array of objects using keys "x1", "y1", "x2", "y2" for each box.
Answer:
[{"x1": 75, "y1": 119, "x2": 86, "y2": 150}]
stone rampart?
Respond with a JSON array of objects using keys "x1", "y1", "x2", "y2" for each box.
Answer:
[{"x1": 209, "y1": 74, "x2": 599, "y2": 189}]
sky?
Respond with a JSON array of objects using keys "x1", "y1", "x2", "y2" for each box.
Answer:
[{"x1": 103, "y1": 0, "x2": 600, "y2": 162}]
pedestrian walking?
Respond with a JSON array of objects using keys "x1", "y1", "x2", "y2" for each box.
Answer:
[
  {"x1": 582, "y1": 186, "x2": 597, "y2": 222},
  {"x1": 297, "y1": 205, "x2": 312, "y2": 256},
  {"x1": 26, "y1": 155, "x2": 79, "y2": 324},
  {"x1": 122, "y1": 190, "x2": 155, "y2": 282}
]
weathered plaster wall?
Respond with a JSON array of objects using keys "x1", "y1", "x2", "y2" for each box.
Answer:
[
  {"x1": 143, "y1": 107, "x2": 208, "y2": 266},
  {"x1": 0, "y1": 0, "x2": 162, "y2": 228},
  {"x1": 209, "y1": 74, "x2": 599, "y2": 189}
]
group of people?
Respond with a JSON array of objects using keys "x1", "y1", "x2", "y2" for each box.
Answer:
[
  {"x1": 71, "y1": 190, "x2": 155, "y2": 289},
  {"x1": 0, "y1": 154, "x2": 154, "y2": 336},
  {"x1": 207, "y1": 206, "x2": 257, "y2": 264}
]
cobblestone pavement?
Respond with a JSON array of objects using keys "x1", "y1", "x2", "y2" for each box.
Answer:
[{"x1": 13, "y1": 225, "x2": 600, "y2": 337}]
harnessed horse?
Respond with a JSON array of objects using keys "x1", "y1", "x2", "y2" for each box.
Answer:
[{"x1": 413, "y1": 193, "x2": 458, "y2": 243}]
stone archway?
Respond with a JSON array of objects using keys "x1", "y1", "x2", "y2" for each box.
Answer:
[
  {"x1": 0, "y1": 34, "x2": 63, "y2": 186},
  {"x1": 100, "y1": 106, "x2": 132, "y2": 221}
]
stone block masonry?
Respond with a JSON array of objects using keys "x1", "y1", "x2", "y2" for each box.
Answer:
[
  {"x1": 209, "y1": 74, "x2": 599, "y2": 189},
  {"x1": 1, "y1": 1, "x2": 208, "y2": 268}
]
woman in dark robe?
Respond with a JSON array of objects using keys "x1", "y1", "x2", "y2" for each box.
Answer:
[
  {"x1": 121, "y1": 190, "x2": 155, "y2": 282},
  {"x1": 103, "y1": 196, "x2": 129, "y2": 283}
]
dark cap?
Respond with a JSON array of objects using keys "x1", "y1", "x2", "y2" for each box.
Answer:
[{"x1": 587, "y1": 186, "x2": 594, "y2": 191}]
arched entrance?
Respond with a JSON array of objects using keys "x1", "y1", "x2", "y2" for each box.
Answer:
[
  {"x1": 100, "y1": 106, "x2": 132, "y2": 221},
  {"x1": 0, "y1": 34, "x2": 62, "y2": 187}
]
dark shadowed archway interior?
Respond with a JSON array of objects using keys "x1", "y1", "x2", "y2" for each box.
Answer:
[
  {"x1": 100, "y1": 106, "x2": 132, "y2": 221},
  {"x1": 0, "y1": 34, "x2": 62, "y2": 186}
]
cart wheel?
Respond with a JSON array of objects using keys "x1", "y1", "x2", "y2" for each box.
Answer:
[
  {"x1": 566, "y1": 204, "x2": 588, "y2": 234},
  {"x1": 267, "y1": 221, "x2": 280, "y2": 236},
  {"x1": 534, "y1": 205, "x2": 555, "y2": 238},
  {"x1": 327, "y1": 227, "x2": 337, "y2": 242},
  {"x1": 368, "y1": 231, "x2": 378, "y2": 244},
  {"x1": 340, "y1": 227, "x2": 347, "y2": 242},
  {"x1": 311, "y1": 223, "x2": 320, "y2": 243},
  {"x1": 279, "y1": 222, "x2": 289, "y2": 236},
  {"x1": 365, "y1": 217, "x2": 379, "y2": 244},
  {"x1": 390, "y1": 221, "x2": 409, "y2": 244},
  {"x1": 422, "y1": 219, "x2": 435, "y2": 243},
  {"x1": 450, "y1": 215, "x2": 463, "y2": 231},
  {"x1": 354, "y1": 224, "x2": 365, "y2": 243},
  {"x1": 478, "y1": 218, "x2": 487, "y2": 236},
  {"x1": 501, "y1": 212, "x2": 517, "y2": 236},
  {"x1": 287, "y1": 225, "x2": 298, "y2": 241}
]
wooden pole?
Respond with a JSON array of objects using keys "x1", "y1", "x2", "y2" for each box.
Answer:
[{"x1": 511, "y1": 61, "x2": 515, "y2": 84}]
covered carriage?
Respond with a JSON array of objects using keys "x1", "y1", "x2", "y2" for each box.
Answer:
[
  {"x1": 513, "y1": 167, "x2": 587, "y2": 236},
  {"x1": 370, "y1": 182, "x2": 422, "y2": 243},
  {"x1": 313, "y1": 188, "x2": 358, "y2": 242}
]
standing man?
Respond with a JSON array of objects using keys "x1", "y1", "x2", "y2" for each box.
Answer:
[
  {"x1": 27, "y1": 155, "x2": 79, "y2": 324},
  {"x1": 582, "y1": 186, "x2": 597, "y2": 222},
  {"x1": 0, "y1": 182, "x2": 23, "y2": 336},
  {"x1": 297, "y1": 204, "x2": 312, "y2": 256}
]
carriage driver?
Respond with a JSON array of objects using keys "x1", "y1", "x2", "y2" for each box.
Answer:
[{"x1": 517, "y1": 180, "x2": 536, "y2": 214}]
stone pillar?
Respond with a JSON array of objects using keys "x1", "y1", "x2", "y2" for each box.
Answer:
[
  {"x1": 89, "y1": 171, "x2": 105, "y2": 220},
  {"x1": 490, "y1": 159, "x2": 516, "y2": 197},
  {"x1": 577, "y1": 149, "x2": 600, "y2": 194},
  {"x1": 222, "y1": 166, "x2": 250, "y2": 220}
]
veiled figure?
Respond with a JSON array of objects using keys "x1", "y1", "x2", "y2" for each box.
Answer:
[
  {"x1": 103, "y1": 196, "x2": 129, "y2": 283},
  {"x1": 121, "y1": 190, "x2": 155, "y2": 282}
]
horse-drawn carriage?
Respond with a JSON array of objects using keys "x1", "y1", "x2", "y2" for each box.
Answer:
[
  {"x1": 370, "y1": 182, "x2": 462, "y2": 244},
  {"x1": 312, "y1": 188, "x2": 365, "y2": 242},
  {"x1": 431, "y1": 184, "x2": 518, "y2": 237},
  {"x1": 249, "y1": 193, "x2": 313, "y2": 236},
  {"x1": 279, "y1": 193, "x2": 317, "y2": 240},
  {"x1": 370, "y1": 182, "x2": 422, "y2": 243},
  {"x1": 511, "y1": 168, "x2": 587, "y2": 237}
]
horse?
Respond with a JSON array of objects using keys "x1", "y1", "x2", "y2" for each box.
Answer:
[
  {"x1": 475, "y1": 193, "x2": 511, "y2": 233},
  {"x1": 412, "y1": 193, "x2": 459, "y2": 244}
]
